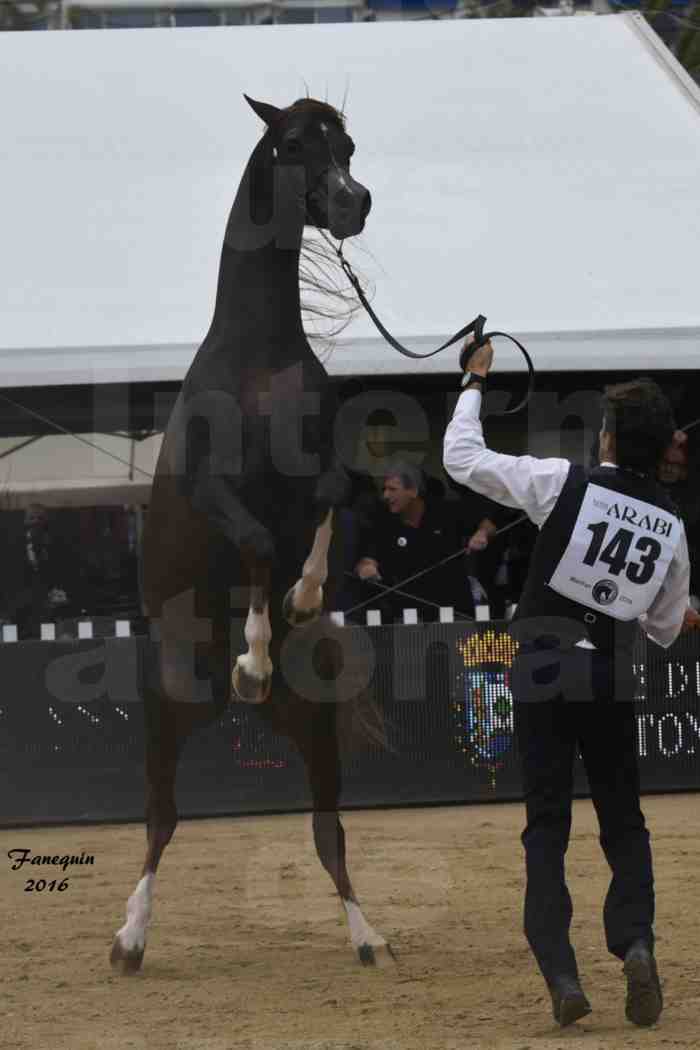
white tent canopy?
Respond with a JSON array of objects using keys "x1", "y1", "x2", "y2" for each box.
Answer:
[
  {"x1": 0, "y1": 433, "x2": 159, "y2": 507},
  {"x1": 1, "y1": 12, "x2": 699, "y2": 390},
  {"x1": 1, "y1": 14, "x2": 700, "y2": 505}
]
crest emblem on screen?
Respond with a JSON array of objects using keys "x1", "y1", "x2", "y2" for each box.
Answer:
[{"x1": 454, "y1": 629, "x2": 518, "y2": 787}]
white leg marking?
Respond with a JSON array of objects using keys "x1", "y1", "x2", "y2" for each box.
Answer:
[
  {"x1": 115, "y1": 873, "x2": 155, "y2": 954},
  {"x1": 343, "y1": 899, "x2": 387, "y2": 951},
  {"x1": 292, "y1": 511, "x2": 333, "y2": 614},
  {"x1": 236, "y1": 604, "x2": 272, "y2": 680},
  {"x1": 234, "y1": 604, "x2": 273, "y2": 703}
]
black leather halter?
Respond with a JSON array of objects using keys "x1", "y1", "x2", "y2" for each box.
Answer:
[{"x1": 331, "y1": 239, "x2": 535, "y2": 416}]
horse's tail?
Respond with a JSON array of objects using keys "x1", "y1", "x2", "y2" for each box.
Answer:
[{"x1": 336, "y1": 685, "x2": 389, "y2": 754}]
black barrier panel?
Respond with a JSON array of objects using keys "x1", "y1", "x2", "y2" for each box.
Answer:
[{"x1": 0, "y1": 624, "x2": 698, "y2": 827}]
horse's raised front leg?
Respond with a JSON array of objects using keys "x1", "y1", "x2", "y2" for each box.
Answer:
[
  {"x1": 186, "y1": 471, "x2": 275, "y2": 703},
  {"x1": 283, "y1": 509, "x2": 333, "y2": 627},
  {"x1": 232, "y1": 569, "x2": 273, "y2": 704}
]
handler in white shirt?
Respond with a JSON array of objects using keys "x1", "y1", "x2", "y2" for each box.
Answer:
[
  {"x1": 444, "y1": 379, "x2": 694, "y2": 649},
  {"x1": 443, "y1": 338, "x2": 698, "y2": 1030}
]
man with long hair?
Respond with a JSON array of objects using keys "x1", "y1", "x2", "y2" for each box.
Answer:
[{"x1": 444, "y1": 344, "x2": 696, "y2": 1029}]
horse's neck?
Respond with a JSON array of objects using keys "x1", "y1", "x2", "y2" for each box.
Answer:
[
  {"x1": 208, "y1": 135, "x2": 310, "y2": 370},
  {"x1": 213, "y1": 240, "x2": 302, "y2": 326}
]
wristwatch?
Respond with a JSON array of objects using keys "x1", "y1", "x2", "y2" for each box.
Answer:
[{"x1": 461, "y1": 372, "x2": 487, "y2": 391}]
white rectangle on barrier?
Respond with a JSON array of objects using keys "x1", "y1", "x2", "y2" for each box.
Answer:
[
  {"x1": 439, "y1": 607, "x2": 454, "y2": 623},
  {"x1": 78, "y1": 621, "x2": 93, "y2": 639},
  {"x1": 329, "y1": 611, "x2": 345, "y2": 627},
  {"x1": 403, "y1": 609, "x2": 418, "y2": 625},
  {"x1": 40, "y1": 623, "x2": 56, "y2": 641},
  {"x1": 2, "y1": 624, "x2": 18, "y2": 643},
  {"x1": 366, "y1": 610, "x2": 382, "y2": 627},
  {"x1": 115, "y1": 620, "x2": 131, "y2": 637},
  {"x1": 475, "y1": 604, "x2": 491, "y2": 622}
]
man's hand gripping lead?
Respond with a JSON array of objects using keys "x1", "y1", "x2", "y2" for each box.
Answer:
[{"x1": 461, "y1": 333, "x2": 494, "y2": 379}]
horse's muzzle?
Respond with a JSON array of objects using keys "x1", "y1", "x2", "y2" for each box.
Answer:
[{"x1": 327, "y1": 172, "x2": 371, "y2": 239}]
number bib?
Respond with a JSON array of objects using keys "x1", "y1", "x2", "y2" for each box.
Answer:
[{"x1": 548, "y1": 483, "x2": 680, "y2": 621}]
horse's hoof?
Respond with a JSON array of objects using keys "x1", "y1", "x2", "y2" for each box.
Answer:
[
  {"x1": 110, "y1": 936, "x2": 145, "y2": 975},
  {"x1": 232, "y1": 661, "x2": 271, "y2": 704},
  {"x1": 282, "y1": 585, "x2": 322, "y2": 628},
  {"x1": 357, "y1": 942, "x2": 397, "y2": 968}
]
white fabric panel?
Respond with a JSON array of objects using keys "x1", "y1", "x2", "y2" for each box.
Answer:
[{"x1": 0, "y1": 15, "x2": 698, "y2": 386}]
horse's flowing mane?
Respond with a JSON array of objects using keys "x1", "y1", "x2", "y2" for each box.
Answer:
[{"x1": 299, "y1": 234, "x2": 373, "y2": 361}]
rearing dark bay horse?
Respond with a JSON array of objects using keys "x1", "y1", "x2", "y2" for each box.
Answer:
[{"x1": 110, "y1": 95, "x2": 394, "y2": 972}]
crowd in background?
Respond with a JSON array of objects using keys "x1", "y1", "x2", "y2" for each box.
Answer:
[
  {"x1": 337, "y1": 414, "x2": 700, "y2": 624},
  {"x1": 0, "y1": 505, "x2": 140, "y2": 638},
  {"x1": 0, "y1": 421, "x2": 697, "y2": 638},
  {"x1": 657, "y1": 425, "x2": 700, "y2": 600},
  {"x1": 337, "y1": 459, "x2": 531, "y2": 622}
]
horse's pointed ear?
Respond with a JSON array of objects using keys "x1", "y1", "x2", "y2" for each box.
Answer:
[{"x1": 244, "y1": 94, "x2": 282, "y2": 128}]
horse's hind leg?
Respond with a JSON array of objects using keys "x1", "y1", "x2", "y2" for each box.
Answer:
[
  {"x1": 283, "y1": 509, "x2": 333, "y2": 627},
  {"x1": 110, "y1": 693, "x2": 207, "y2": 974},
  {"x1": 293, "y1": 706, "x2": 395, "y2": 966},
  {"x1": 314, "y1": 808, "x2": 395, "y2": 966}
]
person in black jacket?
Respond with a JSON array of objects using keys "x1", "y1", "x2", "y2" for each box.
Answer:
[
  {"x1": 444, "y1": 344, "x2": 696, "y2": 1030},
  {"x1": 353, "y1": 460, "x2": 501, "y2": 622},
  {"x1": 657, "y1": 423, "x2": 700, "y2": 606},
  {"x1": 0, "y1": 505, "x2": 83, "y2": 637},
  {"x1": 593, "y1": 414, "x2": 700, "y2": 625}
]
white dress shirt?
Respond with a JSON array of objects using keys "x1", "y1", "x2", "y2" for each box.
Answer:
[{"x1": 443, "y1": 388, "x2": 690, "y2": 649}]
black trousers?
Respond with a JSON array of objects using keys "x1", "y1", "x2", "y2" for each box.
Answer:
[{"x1": 512, "y1": 648, "x2": 654, "y2": 984}]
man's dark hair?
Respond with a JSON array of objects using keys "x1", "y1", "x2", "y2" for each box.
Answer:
[
  {"x1": 601, "y1": 379, "x2": 676, "y2": 474},
  {"x1": 383, "y1": 459, "x2": 425, "y2": 496}
]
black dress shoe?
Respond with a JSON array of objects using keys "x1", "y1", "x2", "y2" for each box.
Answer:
[
  {"x1": 624, "y1": 941, "x2": 663, "y2": 1026},
  {"x1": 548, "y1": 975, "x2": 592, "y2": 1027}
]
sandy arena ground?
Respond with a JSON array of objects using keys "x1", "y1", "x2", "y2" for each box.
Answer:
[{"x1": 2, "y1": 795, "x2": 699, "y2": 1050}]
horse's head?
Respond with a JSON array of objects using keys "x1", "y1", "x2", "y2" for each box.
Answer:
[{"x1": 244, "y1": 94, "x2": 371, "y2": 240}]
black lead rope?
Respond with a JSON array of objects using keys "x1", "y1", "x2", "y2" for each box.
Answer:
[
  {"x1": 333, "y1": 241, "x2": 536, "y2": 417},
  {"x1": 311, "y1": 127, "x2": 534, "y2": 414}
]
